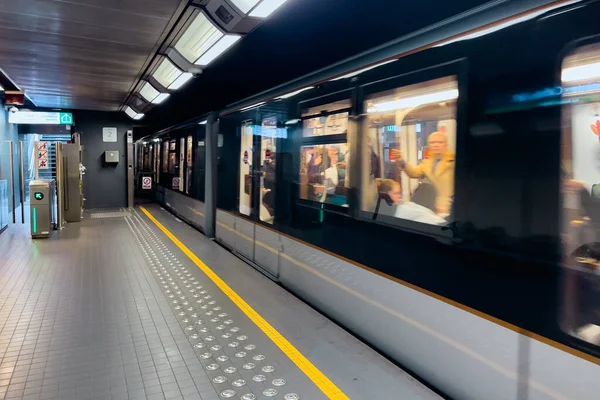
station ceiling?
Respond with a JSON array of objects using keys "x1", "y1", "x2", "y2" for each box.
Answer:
[
  {"x1": 0, "y1": 0, "x2": 187, "y2": 111},
  {"x1": 0, "y1": 0, "x2": 491, "y2": 120}
]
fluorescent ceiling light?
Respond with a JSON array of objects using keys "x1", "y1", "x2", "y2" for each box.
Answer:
[
  {"x1": 331, "y1": 60, "x2": 397, "y2": 81},
  {"x1": 153, "y1": 58, "x2": 183, "y2": 89},
  {"x1": 124, "y1": 106, "x2": 144, "y2": 120},
  {"x1": 139, "y1": 81, "x2": 170, "y2": 104},
  {"x1": 168, "y1": 72, "x2": 193, "y2": 90},
  {"x1": 249, "y1": 0, "x2": 288, "y2": 18},
  {"x1": 240, "y1": 101, "x2": 265, "y2": 111},
  {"x1": 199, "y1": 120, "x2": 207, "y2": 125},
  {"x1": 231, "y1": 0, "x2": 260, "y2": 14},
  {"x1": 152, "y1": 93, "x2": 170, "y2": 104},
  {"x1": 0, "y1": 85, "x2": 4, "y2": 91},
  {"x1": 285, "y1": 119, "x2": 300, "y2": 125},
  {"x1": 562, "y1": 62, "x2": 600, "y2": 83},
  {"x1": 367, "y1": 89, "x2": 459, "y2": 113},
  {"x1": 196, "y1": 35, "x2": 241, "y2": 66},
  {"x1": 275, "y1": 86, "x2": 314, "y2": 100},
  {"x1": 140, "y1": 82, "x2": 160, "y2": 102},
  {"x1": 175, "y1": 12, "x2": 223, "y2": 64},
  {"x1": 436, "y1": 0, "x2": 582, "y2": 47},
  {"x1": 124, "y1": 106, "x2": 137, "y2": 119}
]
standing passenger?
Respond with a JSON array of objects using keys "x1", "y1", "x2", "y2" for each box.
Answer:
[{"x1": 390, "y1": 132, "x2": 455, "y2": 216}]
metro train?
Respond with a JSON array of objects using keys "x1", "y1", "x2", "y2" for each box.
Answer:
[{"x1": 136, "y1": 0, "x2": 600, "y2": 398}]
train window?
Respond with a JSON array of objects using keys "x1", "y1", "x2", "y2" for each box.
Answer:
[
  {"x1": 560, "y1": 42, "x2": 600, "y2": 346},
  {"x1": 186, "y1": 136, "x2": 193, "y2": 194},
  {"x1": 298, "y1": 98, "x2": 351, "y2": 207},
  {"x1": 155, "y1": 142, "x2": 161, "y2": 183},
  {"x1": 179, "y1": 137, "x2": 185, "y2": 192},
  {"x1": 361, "y1": 76, "x2": 458, "y2": 226},
  {"x1": 259, "y1": 117, "x2": 277, "y2": 224},
  {"x1": 239, "y1": 121, "x2": 253, "y2": 216},
  {"x1": 299, "y1": 143, "x2": 350, "y2": 207},
  {"x1": 162, "y1": 141, "x2": 168, "y2": 173},
  {"x1": 169, "y1": 139, "x2": 177, "y2": 175}
]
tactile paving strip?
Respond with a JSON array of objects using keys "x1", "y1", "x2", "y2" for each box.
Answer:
[
  {"x1": 126, "y1": 215, "x2": 303, "y2": 400},
  {"x1": 89, "y1": 212, "x2": 132, "y2": 219}
]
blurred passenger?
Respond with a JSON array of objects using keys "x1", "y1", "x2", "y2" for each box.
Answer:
[
  {"x1": 260, "y1": 190, "x2": 275, "y2": 223},
  {"x1": 376, "y1": 179, "x2": 446, "y2": 225},
  {"x1": 324, "y1": 149, "x2": 340, "y2": 195},
  {"x1": 391, "y1": 131, "x2": 454, "y2": 216}
]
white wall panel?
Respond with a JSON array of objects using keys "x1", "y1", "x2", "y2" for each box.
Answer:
[
  {"x1": 253, "y1": 225, "x2": 280, "y2": 277},
  {"x1": 216, "y1": 210, "x2": 235, "y2": 249},
  {"x1": 234, "y1": 216, "x2": 254, "y2": 260}
]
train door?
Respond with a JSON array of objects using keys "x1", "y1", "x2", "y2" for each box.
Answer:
[{"x1": 238, "y1": 118, "x2": 280, "y2": 224}]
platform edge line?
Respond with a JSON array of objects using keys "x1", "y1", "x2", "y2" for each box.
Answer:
[{"x1": 139, "y1": 206, "x2": 350, "y2": 400}]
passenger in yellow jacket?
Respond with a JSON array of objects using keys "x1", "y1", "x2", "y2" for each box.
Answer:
[{"x1": 390, "y1": 132, "x2": 455, "y2": 216}]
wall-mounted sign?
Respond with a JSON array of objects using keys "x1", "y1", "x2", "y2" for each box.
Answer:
[
  {"x1": 103, "y1": 127, "x2": 117, "y2": 142},
  {"x1": 5, "y1": 91, "x2": 25, "y2": 105},
  {"x1": 172, "y1": 177, "x2": 180, "y2": 190},
  {"x1": 37, "y1": 142, "x2": 49, "y2": 170},
  {"x1": 142, "y1": 176, "x2": 152, "y2": 190},
  {"x1": 9, "y1": 111, "x2": 73, "y2": 125}
]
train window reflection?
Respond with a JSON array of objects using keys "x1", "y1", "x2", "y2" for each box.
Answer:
[
  {"x1": 302, "y1": 100, "x2": 351, "y2": 137},
  {"x1": 259, "y1": 117, "x2": 277, "y2": 224},
  {"x1": 300, "y1": 143, "x2": 350, "y2": 207},
  {"x1": 361, "y1": 76, "x2": 458, "y2": 226},
  {"x1": 162, "y1": 141, "x2": 168, "y2": 173},
  {"x1": 561, "y1": 42, "x2": 600, "y2": 346},
  {"x1": 239, "y1": 122, "x2": 253, "y2": 216}
]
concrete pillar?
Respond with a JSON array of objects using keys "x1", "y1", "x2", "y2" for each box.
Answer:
[{"x1": 204, "y1": 113, "x2": 218, "y2": 238}]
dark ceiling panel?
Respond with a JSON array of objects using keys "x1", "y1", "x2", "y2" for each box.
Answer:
[
  {"x1": 0, "y1": 0, "x2": 184, "y2": 110},
  {"x1": 0, "y1": 0, "x2": 171, "y2": 33}
]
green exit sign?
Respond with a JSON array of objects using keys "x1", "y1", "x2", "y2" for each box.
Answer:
[
  {"x1": 34, "y1": 192, "x2": 44, "y2": 200},
  {"x1": 59, "y1": 113, "x2": 73, "y2": 124}
]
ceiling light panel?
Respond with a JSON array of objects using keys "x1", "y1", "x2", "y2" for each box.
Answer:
[
  {"x1": 168, "y1": 72, "x2": 193, "y2": 90},
  {"x1": 139, "y1": 82, "x2": 160, "y2": 102},
  {"x1": 230, "y1": 0, "x2": 261, "y2": 14},
  {"x1": 249, "y1": 0, "x2": 288, "y2": 18},
  {"x1": 152, "y1": 93, "x2": 170, "y2": 104},
  {"x1": 125, "y1": 106, "x2": 137, "y2": 119},
  {"x1": 196, "y1": 35, "x2": 241, "y2": 66},
  {"x1": 175, "y1": 12, "x2": 224, "y2": 64},
  {"x1": 153, "y1": 58, "x2": 183, "y2": 89}
]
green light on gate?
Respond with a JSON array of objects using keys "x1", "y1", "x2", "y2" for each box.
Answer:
[
  {"x1": 32, "y1": 208, "x2": 37, "y2": 233},
  {"x1": 34, "y1": 192, "x2": 44, "y2": 200}
]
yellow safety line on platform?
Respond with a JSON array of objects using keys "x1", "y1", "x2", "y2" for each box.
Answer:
[{"x1": 140, "y1": 206, "x2": 349, "y2": 400}]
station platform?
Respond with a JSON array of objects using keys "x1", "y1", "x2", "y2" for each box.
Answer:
[{"x1": 0, "y1": 204, "x2": 441, "y2": 400}]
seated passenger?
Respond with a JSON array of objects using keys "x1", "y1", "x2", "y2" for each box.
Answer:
[{"x1": 377, "y1": 179, "x2": 446, "y2": 225}]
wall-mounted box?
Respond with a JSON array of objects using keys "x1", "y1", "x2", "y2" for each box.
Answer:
[{"x1": 104, "y1": 151, "x2": 119, "y2": 163}]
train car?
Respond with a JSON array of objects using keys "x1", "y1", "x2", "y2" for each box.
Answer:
[{"x1": 139, "y1": 0, "x2": 600, "y2": 398}]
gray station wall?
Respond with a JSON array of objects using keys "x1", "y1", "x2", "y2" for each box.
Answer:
[{"x1": 76, "y1": 111, "x2": 132, "y2": 209}]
